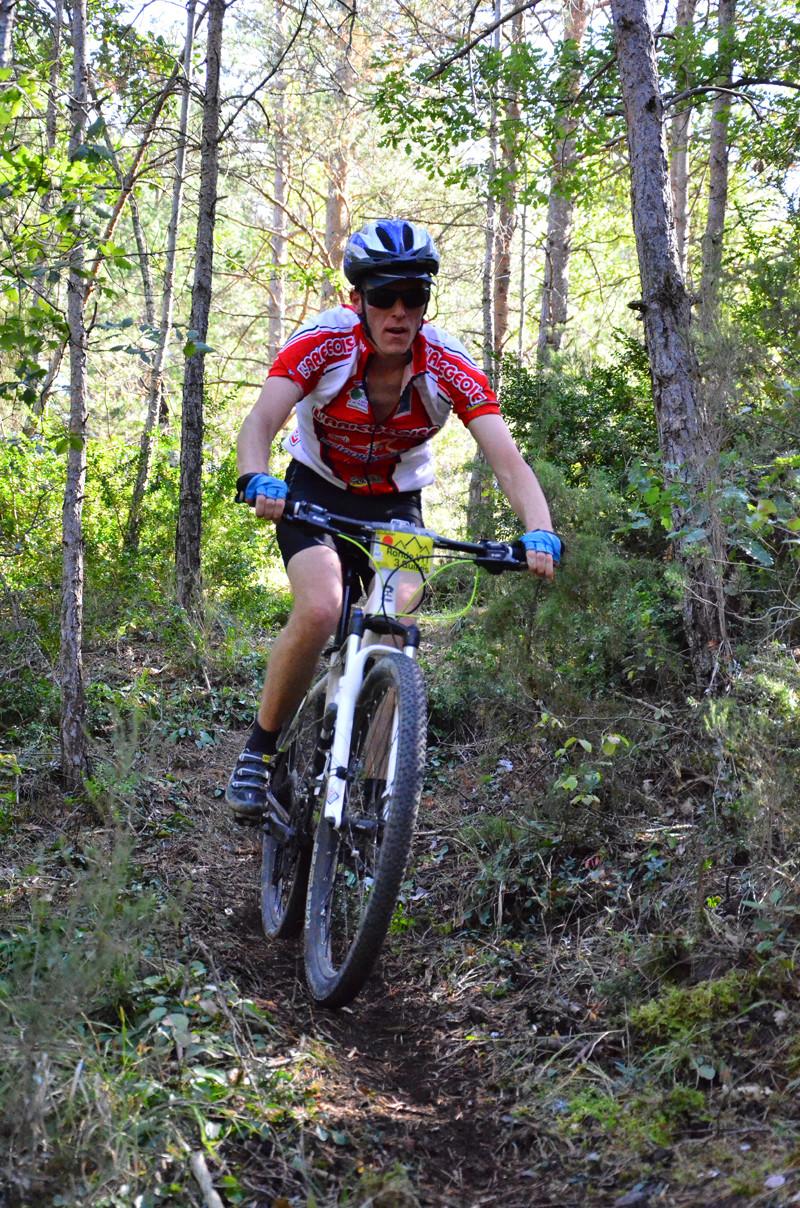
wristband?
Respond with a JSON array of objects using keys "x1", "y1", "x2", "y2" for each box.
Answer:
[{"x1": 519, "y1": 530, "x2": 561, "y2": 563}]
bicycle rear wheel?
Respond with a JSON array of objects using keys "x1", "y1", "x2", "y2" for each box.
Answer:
[
  {"x1": 304, "y1": 654, "x2": 426, "y2": 1007},
  {"x1": 261, "y1": 689, "x2": 324, "y2": 940}
]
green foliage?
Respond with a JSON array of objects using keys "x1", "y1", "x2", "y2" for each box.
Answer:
[
  {"x1": 342, "y1": 1162, "x2": 420, "y2": 1208},
  {"x1": 423, "y1": 628, "x2": 515, "y2": 740},
  {"x1": 500, "y1": 343, "x2": 656, "y2": 491},
  {"x1": 0, "y1": 67, "x2": 129, "y2": 406},
  {"x1": 1, "y1": 830, "x2": 166, "y2": 1029},
  {"x1": 554, "y1": 731, "x2": 629, "y2": 808},
  {"x1": 375, "y1": 22, "x2": 627, "y2": 205},
  {"x1": 0, "y1": 635, "x2": 57, "y2": 729},
  {"x1": 88, "y1": 672, "x2": 261, "y2": 748},
  {"x1": 486, "y1": 462, "x2": 685, "y2": 693},
  {"x1": 0, "y1": 793, "x2": 320, "y2": 1206},
  {"x1": 460, "y1": 814, "x2": 640, "y2": 934}
]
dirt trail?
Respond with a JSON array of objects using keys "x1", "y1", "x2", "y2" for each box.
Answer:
[
  {"x1": 188, "y1": 735, "x2": 558, "y2": 1208},
  {"x1": 170, "y1": 734, "x2": 780, "y2": 1208}
]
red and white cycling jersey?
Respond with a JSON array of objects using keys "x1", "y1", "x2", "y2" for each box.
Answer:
[{"x1": 269, "y1": 305, "x2": 500, "y2": 495}]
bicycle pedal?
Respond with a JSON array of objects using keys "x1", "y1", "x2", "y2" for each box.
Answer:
[
  {"x1": 233, "y1": 811, "x2": 264, "y2": 827},
  {"x1": 348, "y1": 817, "x2": 379, "y2": 835},
  {"x1": 266, "y1": 811, "x2": 294, "y2": 845}
]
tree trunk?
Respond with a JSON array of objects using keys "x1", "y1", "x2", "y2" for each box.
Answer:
[
  {"x1": 268, "y1": 0, "x2": 288, "y2": 360},
  {"x1": 45, "y1": 0, "x2": 62, "y2": 151},
  {"x1": 175, "y1": 0, "x2": 224, "y2": 614},
  {"x1": 321, "y1": 146, "x2": 349, "y2": 306},
  {"x1": 126, "y1": 0, "x2": 196, "y2": 553},
  {"x1": 611, "y1": 0, "x2": 730, "y2": 689},
  {"x1": 59, "y1": 0, "x2": 89, "y2": 789},
  {"x1": 493, "y1": 9, "x2": 523, "y2": 365},
  {"x1": 518, "y1": 194, "x2": 527, "y2": 360},
  {"x1": 537, "y1": 0, "x2": 590, "y2": 362},
  {"x1": 669, "y1": 0, "x2": 696, "y2": 280},
  {"x1": 469, "y1": 0, "x2": 501, "y2": 536},
  {"x1": 320, "y1": 27, "x2": 355, "y2": 309},
  {"x1": 699, "y1": 0, "x2": 736, "y2": 330},
  {"x1": 0, "y1": 0, "x2": 15, "y2": 69},
  {"x1": 481, "y1": 191, "x2": 496, "y2": 382}
]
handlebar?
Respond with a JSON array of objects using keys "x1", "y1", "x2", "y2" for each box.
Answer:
[{"x1": 281, "y1": 498, "x2": 528, "y2": 574}]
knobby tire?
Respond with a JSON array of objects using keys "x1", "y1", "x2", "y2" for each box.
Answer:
[
  {"x1": 261, "y1": 689, "x2": 324, "y2": 940},
  {"x1": 304, "y1": 654, "x2": 427, "y2": 1008}
]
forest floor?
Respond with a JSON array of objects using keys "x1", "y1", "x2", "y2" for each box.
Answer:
[
  {"x1": 163, "y1": 720, "x2": 800, "y2": 1208},
  {"x1": 3, "y1": 637, "x2": 800, "y2": 1208}
]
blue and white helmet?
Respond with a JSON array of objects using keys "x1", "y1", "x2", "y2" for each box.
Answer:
[{"x1": 343, "y1": 220, "x2": 440, "y2": 288}]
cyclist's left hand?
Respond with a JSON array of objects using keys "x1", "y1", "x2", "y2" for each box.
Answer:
[{"x1": 519, "y1": 530, "x2": 561, "y2": 582}]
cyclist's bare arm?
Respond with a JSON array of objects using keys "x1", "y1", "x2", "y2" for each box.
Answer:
[
  {"x1": 467, "y1": 412, "x2": 557, "y2": 581},
  {"x1": 237, "y1": 376, "x2": 304, "y2": 521}
]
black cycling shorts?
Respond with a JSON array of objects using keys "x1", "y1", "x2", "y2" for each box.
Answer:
[{"x1": 275, "y1": 460, "x2": 424, "y2": 591}]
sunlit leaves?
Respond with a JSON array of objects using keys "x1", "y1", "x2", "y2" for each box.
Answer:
[{"x1": 0, "y1": 61, "x2": 127, "y2": 405}]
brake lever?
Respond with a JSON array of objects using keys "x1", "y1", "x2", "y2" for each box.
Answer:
[{"x1": 473, "y1": 540, "x2": 527, "y2": 574}]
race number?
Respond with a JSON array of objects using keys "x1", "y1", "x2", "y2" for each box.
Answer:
[{"x1": 370, "y1": 530, "x2": 434, "y2": 573}]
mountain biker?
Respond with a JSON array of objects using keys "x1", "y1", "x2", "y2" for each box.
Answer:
[{"x1": 227, "y1": 218, "x2": 561, "y2": 823}]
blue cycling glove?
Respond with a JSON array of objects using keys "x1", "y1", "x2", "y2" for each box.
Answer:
[
  {"x1": 519, "y1": 530, "x2": 562, "y2": 563},
  {"x1": 237, "y1": 473, "x2": 288, "y2": 504}
]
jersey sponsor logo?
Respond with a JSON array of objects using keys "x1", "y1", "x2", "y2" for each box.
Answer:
[
  {"x1": 425, "y1": 346, "x2": 488, "y2": 405},
  {"x1": 322, "y1": 439, "x2": 374, "y2": 463},
  {"x1": 347, "y1": 474, "x2": 386, "y2": 488},
  {"x1": 347, "y1": 385, "x2": 369, "y2": 413},
  {"x1": 317, "y1": 412, "x2": 437, "y2": 439},
  {"x1": 295, "y1": 334, "x2": 357, "y2": 381},
  {"x1": 315, "y1": 426, "x2": 435, "y2": 463}
]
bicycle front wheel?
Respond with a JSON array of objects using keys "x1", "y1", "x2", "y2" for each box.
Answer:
[
  {"x1": 261, "y1": 689, "x2": 324, "y2": 940},
  {"x1": 304, "y1": 654, "x2": 426, "y2": 1008}
]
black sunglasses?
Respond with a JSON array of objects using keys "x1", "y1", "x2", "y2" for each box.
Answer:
[{"x1": 363, "y1": 284, "x2": 430, "y2": 310}]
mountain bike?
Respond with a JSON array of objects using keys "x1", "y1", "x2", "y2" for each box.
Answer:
[{"x1": 260, "y1": 499, "x2": 527, "y2": 1008}]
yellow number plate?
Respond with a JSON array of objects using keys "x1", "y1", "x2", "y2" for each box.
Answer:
[{"x1": 371, "y1": 530, "x2": 434, "y2": 572}]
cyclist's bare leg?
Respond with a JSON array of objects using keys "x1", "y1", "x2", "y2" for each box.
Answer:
[
  {"x1": 257, "y1": 545, "x2": 343, "y2": 733},
  {"x1": 364, "y1": 573, "x2": 424, "y2": 783},
  {"x1": 382, "y1": 573, "x2": 424, "y2": 647}
]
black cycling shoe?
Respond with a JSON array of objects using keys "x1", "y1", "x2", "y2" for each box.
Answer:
[{"x1": 226, "y1": 749, "x2": 273, "y2": 824}]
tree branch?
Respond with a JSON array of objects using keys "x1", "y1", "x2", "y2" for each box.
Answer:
[
  {"x1": 427, "y1": 0, "x2": 542, "y2": 81},
  {"x1": 735, "y1": 74, "x2": 800, "y2": 92},
  {"x1": 664, "y1": 82, "x2": 765, "y2": 120},
  {"x1": 218, "y1": 0, "x2": 309, "y2": 139}
]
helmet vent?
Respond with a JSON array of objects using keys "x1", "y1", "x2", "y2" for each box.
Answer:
[
  {"x1": 376, "y1": 225, "x2": 395, "y2": 251},
  {"x1": 402, "y1": 223, "x2": 414, "y2": 250}
]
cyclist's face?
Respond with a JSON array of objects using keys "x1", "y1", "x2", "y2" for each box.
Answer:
[{"x1": 351, "y1": 283, "x2": 428, "y2": 358}]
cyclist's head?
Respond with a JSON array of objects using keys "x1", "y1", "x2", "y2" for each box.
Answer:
[
  {"x1": 344, "y1": 221, "x2": 439, "y2": 351},
  {"x1": 343, "y1": 220, "x2": 440, "y2": 292}
]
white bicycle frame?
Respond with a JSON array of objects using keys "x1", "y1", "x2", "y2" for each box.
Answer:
[
  {"x1": 286, "y1": 556, "x2": 423, "y2": 831},
  {"x1": 272, "y1": 510, "x2": 525, "y2": 834}
]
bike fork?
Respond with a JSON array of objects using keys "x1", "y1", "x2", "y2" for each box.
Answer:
[{"x1": 322, "y1": 631, "x2": 417, "y2": 829}]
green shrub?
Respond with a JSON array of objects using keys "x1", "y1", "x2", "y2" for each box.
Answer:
[{"x1": 499, "y1": 341, "x2": 657, "y2": 491}]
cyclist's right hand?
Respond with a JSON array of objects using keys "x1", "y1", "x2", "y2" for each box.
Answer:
[{"x1": 236, "y1": 472, "x2": 288, "y2": 521}]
